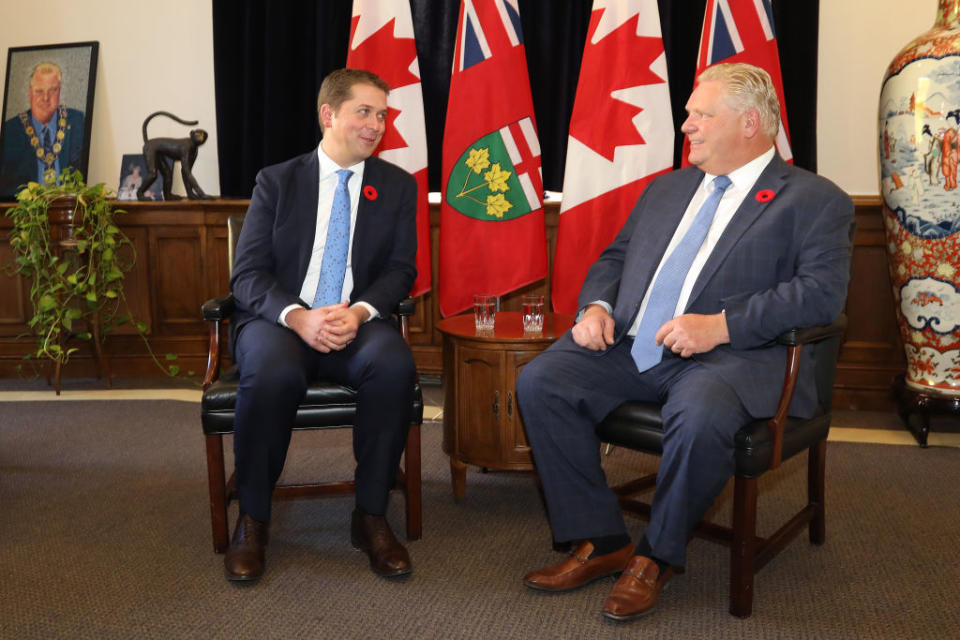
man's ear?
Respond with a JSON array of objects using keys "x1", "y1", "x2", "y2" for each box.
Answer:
[
  {"x1": 743, "y1": 108, "x2": 761, "y2": 138},
  {"x1": 319, "y1": 103, "x2": 334, "y2": 130}
]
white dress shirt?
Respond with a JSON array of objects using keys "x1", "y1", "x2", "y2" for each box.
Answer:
[{"x1": 278, "y1": 145, "x2": 377, "y2": 326}]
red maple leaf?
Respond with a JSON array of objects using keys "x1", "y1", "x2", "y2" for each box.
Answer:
[
  {"x1": 375, "y1": 105, "x2": 408, "y2": 153},
  {"x1": 569, "y1": 11, "x2": 668, "y2": 162},
  {"x1": 348, "y1": 16, "x2": 420, "y2": 91}
]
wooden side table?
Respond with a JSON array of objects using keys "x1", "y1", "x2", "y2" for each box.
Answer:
[{"x1": 436, "y1": 311, "x2": 573, "y2": 499}]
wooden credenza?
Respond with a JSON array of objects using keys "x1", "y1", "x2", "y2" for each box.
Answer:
[{"x1": 0, "y1": 197, "x2": 906, "y2": 411}]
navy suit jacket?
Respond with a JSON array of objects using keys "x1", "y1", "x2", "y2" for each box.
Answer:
[
  {"x1": 0, "y1": 107, "x2": 85, "y2": 197},
  {"x1": 229, "y1": 150, "x2": 417, "y2": 349},
  {"x1": 579, "y1": 154, "x2": 854, "y2": 418}
]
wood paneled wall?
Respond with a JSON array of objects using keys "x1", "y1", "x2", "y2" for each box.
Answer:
[{"x1": 0, "y1": 197, "x2": 905, "y2": 410}]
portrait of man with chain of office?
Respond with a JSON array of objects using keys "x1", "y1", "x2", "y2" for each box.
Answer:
[{"x1": 0, "y1": 41, "x2": 98, "y2": 199}]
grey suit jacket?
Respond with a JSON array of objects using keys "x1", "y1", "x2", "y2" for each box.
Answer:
[
  {"x1": 579, "y1": 154, "x2": 854, "y2": 418},
  {"x1": 229, "y1": 150, "x2": 417, "y2": 346}
]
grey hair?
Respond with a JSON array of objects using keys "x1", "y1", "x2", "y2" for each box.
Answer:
[{"x1": 698, "y1": 62, "x2": 780, "y2": 138}]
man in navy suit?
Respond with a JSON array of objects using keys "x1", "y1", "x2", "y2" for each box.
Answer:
[
  {"x1": 518, "y1": 63, "x2": 853, "y2": 620},
  {"x1": 0, "y1": 61, "x2": 85, "y2": 198},
  {"x1": 225, "y1": 69, "x2": 418, "y2": 582}
]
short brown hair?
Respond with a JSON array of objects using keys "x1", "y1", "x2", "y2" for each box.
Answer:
[
  {"x1": 698, "y1": 62, "x2": 780, "y2": 138},
  {"x1": 316, "y1": 68, "x2": 390, "y2": 133}
]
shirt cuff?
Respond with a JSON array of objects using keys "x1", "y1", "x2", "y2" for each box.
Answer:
[
  {"x1": 278, "y1": 304, "x2": 305, "y2": 328},
  {"x1": 352, "y1": 301, "x2": 379, "y2": 322},
  {"x1": 576, "y1": 300, "x2": 612, "y2": 322}
]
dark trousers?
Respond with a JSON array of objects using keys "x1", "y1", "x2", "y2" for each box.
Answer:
[
  {"x1": 232, "y1": 317, "x2": 415, "y2": 523},
  {"x1": 516, "y1": 333, "x2": 750, "y2": 567}
]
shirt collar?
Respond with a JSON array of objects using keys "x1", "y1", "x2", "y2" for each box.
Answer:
[
  {"x1": 316, "y1": 144, "x2": 365, "y2": 182},
  {"x1": 702, "y1": 146, "x2": 776, "y2": 193},
  {"x1": 31, "y1": 111, "x2": 55, "y2": 132}
]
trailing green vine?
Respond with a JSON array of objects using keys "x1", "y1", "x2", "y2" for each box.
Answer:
[{"x1": 4, "y1": 169, "x2": 188, "y2": 378}]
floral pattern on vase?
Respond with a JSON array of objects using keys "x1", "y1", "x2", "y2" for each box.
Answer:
[{"x1": 879, "y1": 0, "x2": 960, "y2": 395}]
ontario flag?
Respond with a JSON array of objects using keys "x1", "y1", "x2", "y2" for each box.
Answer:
[
  {"x1": 684, "y1": 0, "x2": 793, "y2": 164},
  {"x1": 552, "y1": 0, "x2": 673, "y2": 313},
  {"x1": 347, "y1": 0, "x2": 431, "y2": 297},
  {"x1": 439, "y1": 0, "x2": 547, "y2": 317}
]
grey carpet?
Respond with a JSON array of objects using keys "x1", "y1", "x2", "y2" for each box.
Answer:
[{"x1": 1, "y1": 400, "x2": 957, "y2": 639}]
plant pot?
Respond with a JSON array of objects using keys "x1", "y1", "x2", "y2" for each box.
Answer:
[{"x1": 47, "y1": 195, "x2": 79, "y2": 251}]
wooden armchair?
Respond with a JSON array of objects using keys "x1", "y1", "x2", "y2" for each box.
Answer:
[
  {"x1": 199, "y1": 215, "x2": 422, "y2": 553},
  {"x1": 596, "y1": 316, "x2": 847, "y2": 617}
]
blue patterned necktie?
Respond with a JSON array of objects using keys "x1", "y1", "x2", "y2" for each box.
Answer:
[
  {"x1": 630, "y1": 175, "x2": 732, "y2": 372},
  {"x1": 312, "y1": 169, "x2": 353, "y2": 308}
]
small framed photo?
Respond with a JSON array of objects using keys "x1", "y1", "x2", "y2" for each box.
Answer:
[
  {"x1": 117, "y1": 153, "x2": 167, "y2": 201},
  {"x1": 0, "y1": 41, "x2": 99, "y2": 199}
]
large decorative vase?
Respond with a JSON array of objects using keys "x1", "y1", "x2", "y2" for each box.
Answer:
[{"x1": 879, "y1": 0, "x2": 960, "y2": 396}]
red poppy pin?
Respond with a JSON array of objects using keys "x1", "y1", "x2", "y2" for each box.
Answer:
[
  {"x1": 755, "y1": 189, "x2": 775, "y2": 203},
  {"x1": 363, "y1": 185, "x2": 378, "y2": 201}
]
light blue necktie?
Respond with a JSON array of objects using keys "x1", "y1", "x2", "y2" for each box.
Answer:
[
  {"x1": 312, "y1": 169, "x2": 353, "y2": 308},
  {"x1": 630, "y1": 175, "x2": 732, "y2": 372}
]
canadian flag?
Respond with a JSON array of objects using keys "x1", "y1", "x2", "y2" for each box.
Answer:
[
  {"x1": 347, "y1": 0, "x2": 431, "y2": 297},
  {"x1": 552, "y1": 0, "x2": 673, "y2": 313}
]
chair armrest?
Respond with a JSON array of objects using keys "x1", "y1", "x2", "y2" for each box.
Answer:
[
  {"x1": 767, "y1": 314, "x2": 847, "y2": 470},
  {"x1": 396, "y1": 297, "x2": 415, "y2": 317},
  {"x1": 202, "y1": 294, "x2": 236, "y2": 322},
  {"x1": 776, "y1": 315, "x2": 848, "y2": 347},
  {"x1": 395, "y1": 297, "x2": 416, "y2": 342},
  {"x1": 202, "y1": 294, "x2": 234, "y2": 390}
]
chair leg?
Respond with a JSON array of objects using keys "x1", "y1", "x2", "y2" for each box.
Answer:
[
  {"x1": 404, "y1": 422, "x2": 422, "y2": 541},
  {"x1": 730, "y1": 475, "x2": 758, "y2": 618},
  {"x1": 809, "y1": 440, "x2": 827, "y2": 545},
  {"x1": 205, "y1": 433, "x2": 230, "y2": 554}
]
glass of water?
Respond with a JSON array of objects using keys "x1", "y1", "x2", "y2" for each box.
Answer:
[
  {"x1": 522, "y1": 295, "x2": 544, "y2": 333},
  {"x1": 474, "y1": 294, "x2": 496, "y2": 331}
]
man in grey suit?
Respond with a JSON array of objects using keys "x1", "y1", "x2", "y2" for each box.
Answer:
[{"x1": 517, "y1": 63, "x2": 853, "y2": 621}]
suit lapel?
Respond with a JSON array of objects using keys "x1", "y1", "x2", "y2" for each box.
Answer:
[
  {"x1": 629, "y1": 172, "x2": 701, "y2": 288},
  {"x1": 293, "y1": 151, "x2": 321, "y2": 284},
  {"x1": 353, "y1": 156, "x2": 381, "y2": 271},
  {"x1": 687, "y1": 154, "x2": 789, "y2": 306}
]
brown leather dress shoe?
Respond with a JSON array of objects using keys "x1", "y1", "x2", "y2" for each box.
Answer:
[
  {"x1": 350, "y1": 509, "x2": 412, "y2": 577},
  {"x1": 523, "y1": 541, "x2": 633, "y2": 592},
  {"x1": 224, "y1": 514, "x2": 268, "y2": 582},
  {"x1": 602, "y1": 555, "x2": 673, "y2": 621}
]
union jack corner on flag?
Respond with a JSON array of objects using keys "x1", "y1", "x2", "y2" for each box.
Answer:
[{"x1": 438, "y1": 0, "x2": 547, "y2": 317}]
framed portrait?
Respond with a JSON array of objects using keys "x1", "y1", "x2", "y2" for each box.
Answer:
[
  {"x1": 117, "y1": 153, "x2": 168, "y2": 201},
  {"x1": 0, "y1": 41, "x2": 99, "y2": 200}
]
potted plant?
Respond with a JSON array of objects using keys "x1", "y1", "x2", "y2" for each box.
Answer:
[{"x1": 4, "y1": 169, "x2": 155, "y2": 392}]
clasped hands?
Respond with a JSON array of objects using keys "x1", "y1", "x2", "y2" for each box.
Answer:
[
  {"x1": 286, "y1": 302, "x2": 369, "y2": 353},
  {"x1": 571, "y1": 304, "x2": 729, "y2": 356}
]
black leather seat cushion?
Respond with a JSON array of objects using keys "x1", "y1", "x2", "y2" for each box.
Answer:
[
  {"x1": 596, "y1": 402, "x2": 830, "y2": 478},
  {"x1": 201, "y1": 365, "x2": 424, "y2": 435}
]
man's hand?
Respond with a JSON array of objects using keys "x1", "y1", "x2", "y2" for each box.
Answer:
[
  {"x1": 655, "y1": 312, "x2": 729, "y2": 358},
  {"x1": 286, "y1": 302, "x2": 369, "y2": 352},
  {"x1": 572, "y1": 304, "x2": 616, "y2": 351},
  {"x1": 322, "y1": 303, "x2": 368, "y2": 350}
]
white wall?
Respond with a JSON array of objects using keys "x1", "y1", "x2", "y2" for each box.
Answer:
[
  {"x1": 818, "y1": 1, "x2": 938, "y2": 196},
  {"x1": 0, "y1": 1, "x2": 941, "y2": 199},
  {"x1": 0, "y1": 0, "x2": 220, "y2": 196}
]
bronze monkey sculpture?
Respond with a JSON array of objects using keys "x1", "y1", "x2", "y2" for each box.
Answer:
[{"x1": 137, "y1": 111, "x2": 211, "y2": 200}]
